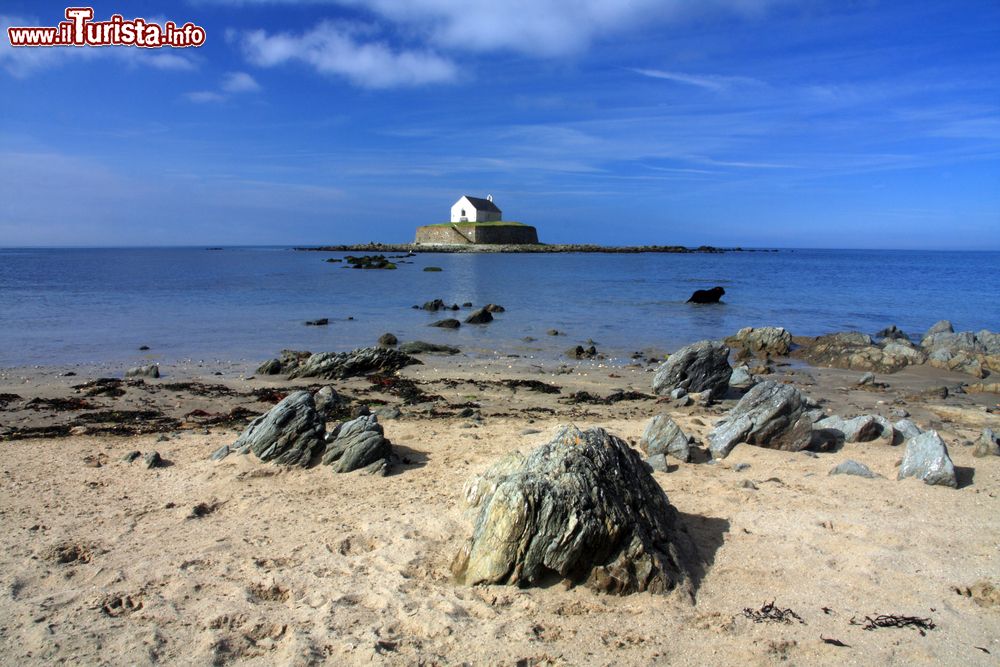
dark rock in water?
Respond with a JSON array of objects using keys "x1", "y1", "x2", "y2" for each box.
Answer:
[
  {"x1": 286, "y1": 347, "x2": 420, "y2": 380},
  {"x1": 640, "y1": 415, "x2": 691, "y2": 464},
  {"x1": 144, "y1": 451, "x2": 164, "y2": 469},
  {"x1": 122, "y1": 450, "x2": 142, "y2": 463},
  {"x1": 344, "y1": 254, "x2": 396, "y2": 269},
  {"x1": 138, "y1": 345, "x2": 150, "y2": 351},
  {"x1": 485, "y1": 303, "x2": 506, "y2": 313},
  {"x1": 462, "y1": 302, "x2": 473, "y2": 308},
  {"x1": 876, "y1": 325, "x2": 909, "y2": 341},
  {"x1": 423, "y1": 266, "x2": 443, "y2": 272},
  {"x1": 829, "y1": 460, "x2": 880, "y2": 479},
  {"x1": 652, "y1": 340, "x2": 732, "y2": 400},
  {"x1": 125, "y1": 364, "x2": 160, "y2": 379},
  {"x1": 708, "y1": 381, "x2": 814, "y2": 459},
  {"x1": 377, "y1": 333, "x2": 398, "y2": 348},
  {"x1": 399, "y1": 341, "x2": 460, "y2": 355},
  {"x1": 465, "y1": 308, "x2": 494, "y2": 324},
  {"x1": 225, "y1": 391, "x2": 326, "y2": 466},
  {"x1": 547, "y1": 329, "x2": 561, "y2": 336},
  {"x1": 974, "y1": 427, "x2": 999, "y2": 458},
  {"x1": 451, "y1": 425, "x2": 697, "y2": 596},
  {"x1": 422, "y1": 298, "x2": 447, "y2": 311},
  {"x1": 897, "y1": 430, "x2": 957, "y2": 488},
  {"x1": 430, "y1": 318, "x2": 461, "y2": 329},
  {"x1": 321, "y1": 414, "x2": 392, "y2": 473},
  {"x1": 686, "y1": 286, "x2": 725, "y2": 304},
  {"x1": 566, "y1": 345, "x2": 598, "y2": 360},
  {"x1": 304, "y1": 318, "x2": 329, "y2": 326},
  {"x1": 724, "y1": 326, "x2": 792, "y2": 357}
]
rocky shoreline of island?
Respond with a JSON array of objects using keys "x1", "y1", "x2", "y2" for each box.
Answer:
[{"x1": 294, "y1": 242, "x2": 775, "y2": 254}]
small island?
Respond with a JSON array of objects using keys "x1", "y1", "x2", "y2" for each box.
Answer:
[{"x1": 414, "y1": 195, "x2": 539, "y2": 245}]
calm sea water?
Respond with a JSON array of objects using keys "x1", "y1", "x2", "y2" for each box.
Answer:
[{"x1": 0, "y1": 247, "x2": 997, "y2": 369}]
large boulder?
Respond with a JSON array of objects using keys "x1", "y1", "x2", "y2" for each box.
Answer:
[
  {"x1": 652, "y1": 340, "x2": 732, "y2": 400},
  {"x1": 725, "y1": 327, "x2": 792, "y2": 357},
  {"x1": 451, "y1": 426, "x2": 697, "y2": 596},
  {"x1": 321, "y1": 414, "x2": 392, "y2": 473},
  {"x1": 897, "y1": 431, "x2": 957, "y2": 488},
  {"x1": 223, "y1": 391, "x2": 326, "y2": 466},
  {"x1": 708, "y1": 381, "x2": 814, "y2": 459},
  {"x1": 286, "y1": 347, "x2": 420, "y2": 380},
  {"x1": 639, "y1": 415, "x2": 691, "y2": 466}
]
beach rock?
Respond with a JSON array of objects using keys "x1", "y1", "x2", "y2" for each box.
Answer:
[
  {"x1": 421, "y1": 298, "x2": 447, "y2": 311},
  {"x1": 876, "y1": 325, "x2": 910, "y2": 341},
  {"x1": 143, "y1": 451, "x2": 164, "y2": 469},
  {"x1": 669, "y1": 387, "x2": 687, "y2": 400},
  {"x1": 430, "y1": 318, "x2": 461, "y2": 329},
  {"x1": 566, "y1": 345, "x2": 598, "y2": 360},
  {"x1": 485, "y1": 304, "x2": 506, "y2": 313},
  {"x1": 858, "y1": 372, "x2": 876, "y2": 385},
  {"x1": 125, "y1": 364, "x2": 159, "y2": 379},
  {"x1": 313, "y1": 386, "x2": 343, "y2": 418},
  {"x1": 375, "y1": 405, "x2": 402, "y2": 420},
  {"x1": 451, "y1": 425, "x2": 696, "y2": 596},
  {"x1": 399, "y1": 341, "x2": 460, "y2": 355},
  {"x1": 639, "y1": 415, "x2": 691, "y2": 464},
  {"x1": 795, "y1": 332, "x2": 925, "y2": 373},
  {"x1": 687, "y1": 286, "x2": 725, "y2": 304},
  {"x1": 892, "y1": 419, "x2": 923, "y2": 444},
  {"x1": 725, "y1": 326, "x2": 792, "y2": 357},
  {"x1": 304, "y1": 318, "x2": 329, "y2": 326},
  {"x1": 320, "y1": 414, "x2": 391, "y2": 473},
  {"x1": 897, "y1": 431, "x2": 957, "y2": 488},
  {"x1": 547, "y1": 329, "x2": 560, "y2": 336},
  {"x1": 829, "y1": 460, "x2": 880, "y2": 479},
  {"x1": 652, "y1": 340, "x2": 732, "y2": 400},
  {"x1": 256, "y1": 349, "x2": 310, "y2": 375},
  {"x1": 814, "y1": 414, "x2": 891, "y2": 443},
  {"x1": 256, "y1": 358, "x2": 283, "y2": 375},
  {"x1": 287, "y1": 347, "x2": 419, "y2": 380},
  {"x1": 921, "y1": 320, "x2": 954, "y2": 345},
  {"x1": 708, "y1": 381, "x2": 814, "y2": 459},
  {"x1": 377, "y1": 333, "x2": 398, "y2": 348},
  {"x1": 973, "y1": 428, "x2": 999, "y2": 458},
  {"x1": 465, "y1": 308, "x2": 494, "y2": 324},
  {"x1": 227, "y1": 391, "x2": 326, "y2": 466},
  {"x1": 729, "y1": 365, "x2": 754, "y2": 388}
]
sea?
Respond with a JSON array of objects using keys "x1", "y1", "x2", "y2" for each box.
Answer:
[{"x1": 0, "y1": 247, "x2": 997, "y2": 369}]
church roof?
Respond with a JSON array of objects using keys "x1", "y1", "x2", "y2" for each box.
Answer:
[{"x1": 462, "y1": 195, "x2": 501, "y2": 212}]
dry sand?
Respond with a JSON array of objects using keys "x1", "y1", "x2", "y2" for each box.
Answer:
[{"x1": 1, "y1": 356, "x2": 998, "y2": 665}]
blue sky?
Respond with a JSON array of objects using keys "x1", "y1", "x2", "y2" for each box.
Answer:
[{"x1": 1, "y1": 1, "x2": 998, "y2": 248}]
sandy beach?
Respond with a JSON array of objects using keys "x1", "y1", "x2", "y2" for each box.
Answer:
[{"x1": 1, "y1": 344, "x2": 998, "y2": 666}]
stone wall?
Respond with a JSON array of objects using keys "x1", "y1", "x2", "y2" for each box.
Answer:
[{"x1": 414, "y1": 224, "x2": 539, "y2": 245}]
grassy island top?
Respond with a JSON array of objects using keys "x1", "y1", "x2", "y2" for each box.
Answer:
[{"x1": 422, "y1": 221, "x2": 531, "y2": 228}]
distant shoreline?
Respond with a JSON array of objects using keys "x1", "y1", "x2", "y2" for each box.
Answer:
[{"x1": 294, "y1": 243, "x2": 777, "y2": 254}]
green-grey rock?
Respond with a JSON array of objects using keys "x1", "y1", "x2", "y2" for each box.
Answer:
[
  {"x1": 321, "y1": 414, "x2": 391, "y2": 473},
  {"x1": 640, "y1": 414, "x2": 691, "y2": 464},
  {"x1": 652, "y1": 340, "x2": 732, "y2": 400},
  {"x1": 708, "y1": 381, "x2": 814, "y2": 459},
  {"x1": 897, "y1": 430, "x2": 957, "y2": 488},
  {"x1": 829, "y1": 460, "x2": 880, "y2": 479},
  {"x1": 287, "y1": 347, "x2": 419, "y2": 380},
  {"x1": 228, "y1": 391, "x2": 326, "y2": 466},
  {"x1": 452, "y1": 425, "x2": 697, "y2": 596},
  {"x1": 399, "y1": 341, "x2": 460, "y2": 355},
  {"x1": 974, "y1": 428, "x2": 999, "y2": 458}
]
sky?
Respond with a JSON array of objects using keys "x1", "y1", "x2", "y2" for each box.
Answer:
[{"x1": 1, "y1": 0, "x2": 998, "y2": 249}]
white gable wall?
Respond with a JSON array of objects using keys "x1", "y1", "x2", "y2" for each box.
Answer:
[{"x1": 450, "y1": 196, "x2": 501, "y2": 222}]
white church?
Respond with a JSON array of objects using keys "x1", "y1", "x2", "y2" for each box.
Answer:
[{"x1": 450, "y1": 195, "x2": 502, "y2": 223}]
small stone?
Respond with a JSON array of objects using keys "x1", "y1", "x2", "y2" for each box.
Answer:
[
  {"x1": 973, "y1": 428, "x2": 999, "y2": 458},
  {"x1": 465, "y1": 308, "x2": 494, "y2": 324},
  {"x1": 897, "y1": 431, "x2": 957, "y2": 488},
  {"x1": 377, "y1": 333, "x2": 398, "y2": 348},
  {"x1": 857, "y1": 372, "x2": 876, "y2": 386},
  {"x1": 639, "y1": 415, "x2": 691, "y2": 463},
  {"x1": 125, "y1": 364, "x2": 159, "y2": 379},
  {"x1": 738, "y1": 479, "x2": 758, "y2": 490},
  {"x1": 733, "y1": 462, "x2": 750, "y2": 472},
  {"x1": 144, "y1": 451, "x2": 164, "y2": 469},
  {"x1": 829, "y1": 460, "x2": 880, "y2": 479},
  {"x1": 122, "y1": 450, "x2": 142, "y2": 463},
  {"x1": 430, "y1": 318, "x2": 461, "y2": 329}
]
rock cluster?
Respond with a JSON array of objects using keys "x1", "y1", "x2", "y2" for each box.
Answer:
[
  {"x1": 212, "y1": 391, "x2": 394, "y2": 474},
  {"x1": 452, "y1": 425, "x2": 697, "y2": 596},
  {"x1": 255, "y1": 347, "x2": 419, "y2": 380},
  {"x1": 652, "y1": 340, "x2": 732, "y2": 400},
  {"x1": 725, "y1": 326, "x2": 792, "y2": 357}
]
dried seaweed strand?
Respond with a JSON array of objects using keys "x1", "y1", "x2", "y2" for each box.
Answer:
[
  {"x1": 850, "y1": 614, "x2": 935, "y2": 636},
  {"x1": 743, "y1": 600, "x2": 805, "y2": 625}
]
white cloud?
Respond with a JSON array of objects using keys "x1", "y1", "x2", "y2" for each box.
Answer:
[
  {"x1": 221, "y1": 71, "x2": 261, "y2": 93},
  {"x1": 240, "y1": 21, "x2": 457, "y2": 88},
  {"x1": 185, "y1": 71, "x2": 262, "y2": 103},
  {"x1": 631, "y1": 68, "x2": 765, "y2": 92}
]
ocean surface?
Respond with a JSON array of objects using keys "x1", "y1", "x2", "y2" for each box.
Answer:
[{"x1": 0, "y1": 247, "x2": 998, "y2": 369}]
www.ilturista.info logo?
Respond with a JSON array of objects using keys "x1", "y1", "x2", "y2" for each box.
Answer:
[{"x1": 7, "y1": 7, "x2": 206, "y2": 48}]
